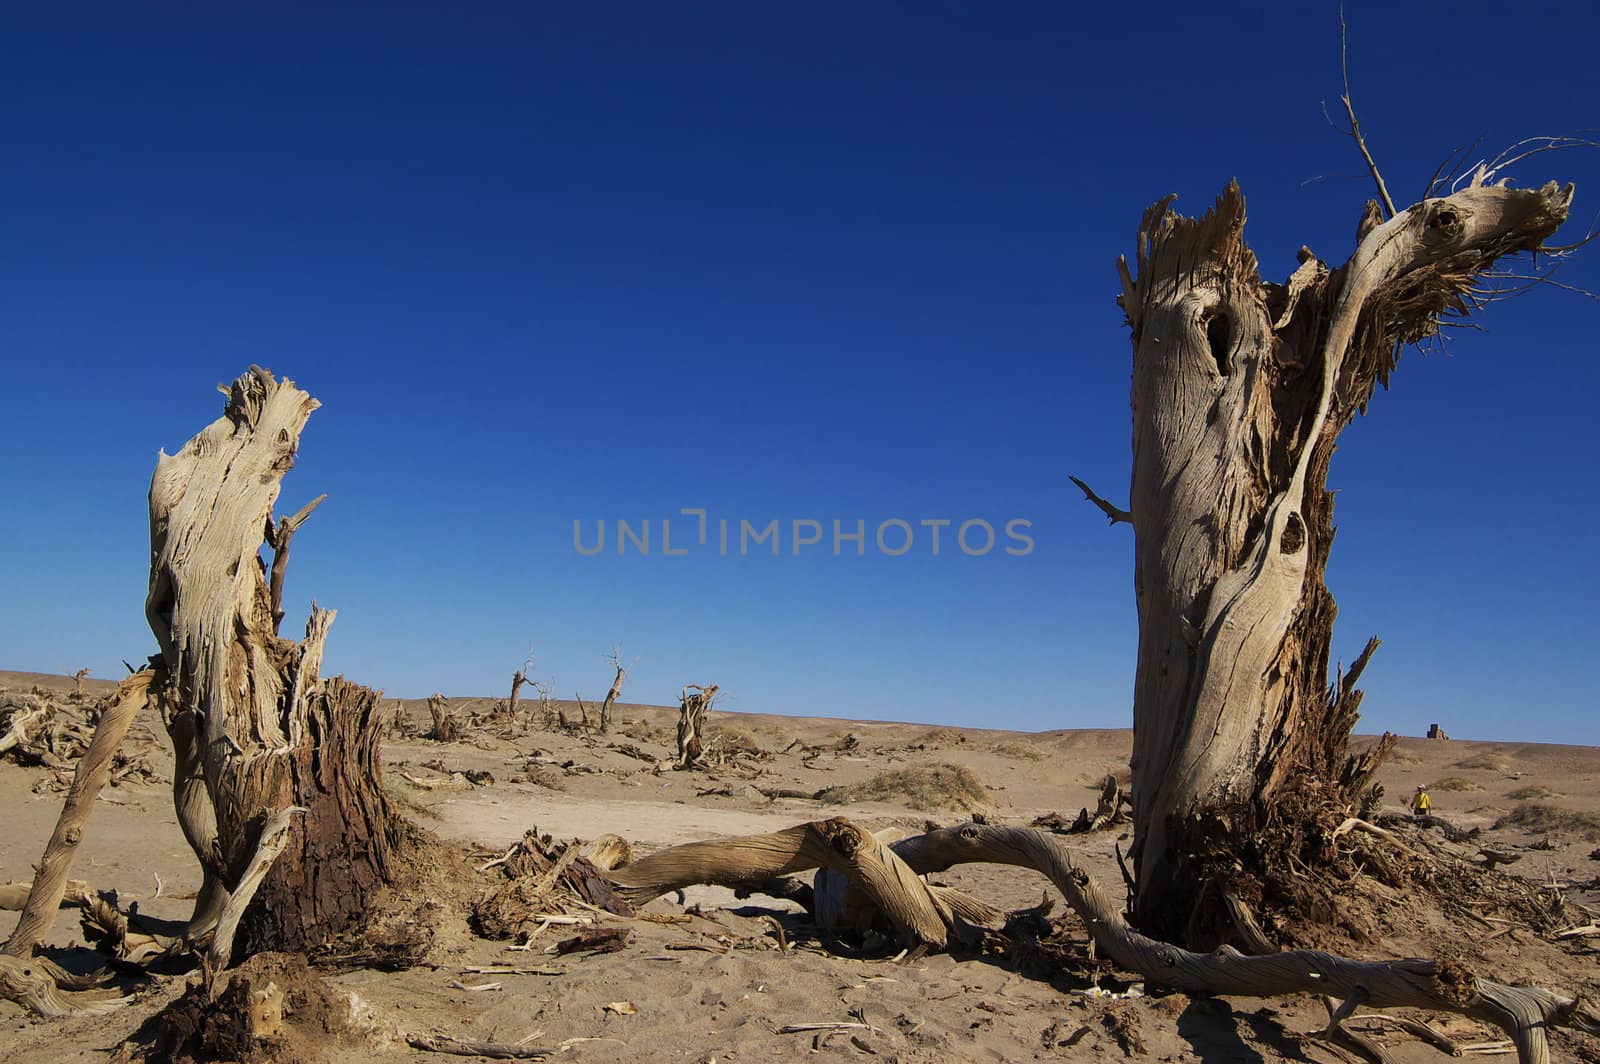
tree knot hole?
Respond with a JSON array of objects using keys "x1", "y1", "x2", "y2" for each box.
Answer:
[
  {"x1": 1427, "y1": 203, "x2": 1466, "y2": 241},
  {"x1": 1202, "y1": 307, "x2": 1231, "y2": 376},
  {"x1": 1280, "y1": 512, "x2": 1306, "y2": 555}
]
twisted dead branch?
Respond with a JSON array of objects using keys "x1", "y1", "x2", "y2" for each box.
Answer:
[{"x1": 604, "y1": 818, "x2": 1591, "y2": 1063}]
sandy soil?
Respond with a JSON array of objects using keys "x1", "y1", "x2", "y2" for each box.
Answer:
[{"x1": 2, "y1": 669, "x2": 1597, "y2": 1062}]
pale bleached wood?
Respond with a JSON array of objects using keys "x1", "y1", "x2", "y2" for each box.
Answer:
[
  {"x1": 146, "y1": 367, "x2": 329, "y2": 938},
  {"x1": 1118, "y1": 179, "x2": 1576, "y2": 931},
  {"x1": 893, "y1": 823, "x2": 1584, "y2": 1064},
  {"x1": 606, "y1": 817, "x2": 949, "y2": 948},
  {"x1": 3, "y1": 671, "x2": 159, "y2": 958}
]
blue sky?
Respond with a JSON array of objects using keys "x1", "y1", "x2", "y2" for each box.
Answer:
[{"x1": 3, "y1": 3, "x2": 1596, "y2": 743}]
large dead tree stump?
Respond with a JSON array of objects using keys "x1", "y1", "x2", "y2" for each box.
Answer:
[
  {"x1": 1108, "y1": 177, "x2": 1575, "y2": 942},
  {"x1": 146, "y1": 366, "x2": 402, "y2": 958},
  {"x1": 236, "y1": 677, "x2": 401, "y2": 955}
]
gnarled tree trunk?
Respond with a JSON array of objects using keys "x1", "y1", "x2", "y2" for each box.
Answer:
[
  {"x1": 1118, "y1": 179, "x2": 1574, "y2": 941},
  {"x1": 674, "y1": 683, "x2": 718, "y2": 769},
  {"x1": 146, "y1": 366, "x2": 401, "y2": 957}
]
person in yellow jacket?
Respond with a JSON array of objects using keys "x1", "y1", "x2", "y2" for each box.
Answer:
[{"x1": 1411, "y1": 784, "x2": 1432, "y2": 817}]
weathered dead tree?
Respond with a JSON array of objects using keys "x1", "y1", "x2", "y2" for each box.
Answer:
[
  {"x1": 674, "y1": 683, "x2": 718, "y2": 769},
  {"x1": 530, "y1": 681, "x2": 563, "y2": 731},
  {"x1": 1065, "y1": 774, "x2": 1130, "y2": 834},
  {"x1": 500, "y1": 651, "x2": 534, "y2": 728},
  {"x1": 1081, "y1": 172, "x2": 1577, "y2": 944},
  {"x1": 146, "y1": 366, "x2": 403, "y2": 958},
  {"x1": 426, "y1": 692, "x2": 459, "y2": 742},
  {"x1": 597, "y1": 645, "x2": 627, "y2": 734}
]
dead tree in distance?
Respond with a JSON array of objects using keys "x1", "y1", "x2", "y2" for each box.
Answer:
[
  {"x1": 426, "y1": 692, "x2": 459, "y2": 742},
  {"x1": 501, "y1": 649, "x2": 535, "y2": 729},
  {"x1": 597, "y1": 645, "x2": 627, "y2": 734},
  {"x1": 674, "y1": 684, "x2": 719, "y2": 769}
]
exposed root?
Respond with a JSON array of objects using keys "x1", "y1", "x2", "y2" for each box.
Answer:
[{"x1": 599, "y1": 818, "x2": 1586, "y2": 1064}]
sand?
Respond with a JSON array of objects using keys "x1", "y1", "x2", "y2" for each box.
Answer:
[{"x1": 2, "y1": 668, "x2": 1597, "y2": 1062}]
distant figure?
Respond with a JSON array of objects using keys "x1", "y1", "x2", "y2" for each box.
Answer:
[{"x1": 1411, "y1": 784, "x2": 1432, "y2": 818}]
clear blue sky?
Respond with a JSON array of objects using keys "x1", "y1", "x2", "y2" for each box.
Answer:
[{"x1": 3, "y1": 3, "x2": 1596, "y2": 744}]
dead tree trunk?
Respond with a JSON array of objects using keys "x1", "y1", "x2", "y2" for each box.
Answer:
[
  {"x1": 597, "y1": 647, "x2": 626, "y2": 734},
  {"x1": 146, "y1": 366, "x2": 402, "y2": 958},
  {"x1": 504, "y1": 667, "x2": 530, "y2": 727},
  {"x1": 1109, "y1": 179, "x2": 1574, "y2": 941},
  {"x1": 427, "y1": 693, "x2": 459, "y2": 742},
  {"x1": 675, "y1": 684, "x2": 718, "y2": 769}
]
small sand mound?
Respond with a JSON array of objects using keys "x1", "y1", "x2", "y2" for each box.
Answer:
[
  {"x1": 818, "y1": 762, "x2": 989, "y2": 811},
  {"x1": 1454, "y1": 751, "x2": 1511, "y2": 771},
  {"x1": 1493, "y1": 803, "x2": 1600, "y2": 842}
]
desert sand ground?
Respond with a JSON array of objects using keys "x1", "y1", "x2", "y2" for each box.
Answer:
[{"x1": 2, "y1": 668, "x2": 1597, "y2": 1062}]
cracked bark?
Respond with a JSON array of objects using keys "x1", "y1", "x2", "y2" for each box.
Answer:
[
  {"x1": 147, "y1": 366, "x2": 402, "y2": 957},
  {"x1": 1120, "y1": 179, "x2": 1575, "y2": 940}
]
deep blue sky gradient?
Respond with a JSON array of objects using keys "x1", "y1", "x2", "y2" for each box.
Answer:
[{"x1": 3, "y1": 3, "x2": 1597, "y2": 742}]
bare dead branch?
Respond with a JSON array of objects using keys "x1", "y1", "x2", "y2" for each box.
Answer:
[
  {"x1": 1068, "y1": 476, "x2": 1132, "y2": 526},
  {"x1": 1336, "y1": 7, "x2": 1395, "y2": 218},
  {"x1": 265, "y1": 492, "x2": 327, "y2": 634}
]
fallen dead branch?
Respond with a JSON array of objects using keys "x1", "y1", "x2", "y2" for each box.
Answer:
[
  {"x1": 408, "y1": 1034, "x2": 550, "y2": 1059},
  {"x1": 607, "y1": 817, "x2": 950, "y2": 948},
  {"x1": 600, "y1": 818, "x2": 1594, "y2": 1063},
  {"x1": 0, "y1": 670, "x2": 164, "y2": 1017}
]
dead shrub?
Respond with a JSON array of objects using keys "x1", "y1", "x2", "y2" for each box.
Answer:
[{"x1": 1453, "y1": 751, "x2": 1510, "y2": 771}]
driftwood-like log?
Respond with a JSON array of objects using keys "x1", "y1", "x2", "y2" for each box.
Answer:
[{"x1": 607, "y1": 817, "x2": 949, "y2": 947}]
